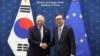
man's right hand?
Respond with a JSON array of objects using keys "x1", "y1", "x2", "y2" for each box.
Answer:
[{"x1": 40, "y1": 43, "x2": 48, "y2": 49}]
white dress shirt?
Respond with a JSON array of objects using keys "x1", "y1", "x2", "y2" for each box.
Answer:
[
  {"x1": 40, "y1": 26, "x2": 43, "y2": 41},
  {"x1": 39, "y1": 26, "x2": 44, "y2": 47}
]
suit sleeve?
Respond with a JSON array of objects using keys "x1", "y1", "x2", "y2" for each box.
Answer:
[
  {"x1": 46, "y1": 29, "x2": 50, "y2": 46},
  {"x1": 28, "y1": 28, "x2": 40, "y2": 47},
  {"x1": 68, "y1": 28, "x2": 76, "y2": 55}
]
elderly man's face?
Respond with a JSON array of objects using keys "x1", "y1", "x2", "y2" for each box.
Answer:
[
  {"x1": 36, "y1": 16, "x2": 44, "y2": 27},
  {"x1": 55, "y1": 15, "x2": 64, "y2": 27}
]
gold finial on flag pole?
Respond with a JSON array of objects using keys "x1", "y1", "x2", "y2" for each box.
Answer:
[{"x1": 24, "y1": 0, "x2": 27, "y2": 3}]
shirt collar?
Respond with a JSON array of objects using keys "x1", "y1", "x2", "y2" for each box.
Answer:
[
  {"x1": 58, "y1": 24, "x2": 64, "y2": 30},
  {"x1": 38, "y1": 26, "x2": 43, "y2": 30}
]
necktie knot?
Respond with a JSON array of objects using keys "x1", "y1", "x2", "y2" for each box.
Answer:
[
  {"x1": 59, "y1": 27, "x2": 61, "y2": 30},
  {"x1": 39, "y1": 27, "x2": 41, "y2": 30}
]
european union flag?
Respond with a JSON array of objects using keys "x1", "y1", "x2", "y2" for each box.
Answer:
[{"x1": 65, "y1": 0, "x2": 91, "y2": 56}]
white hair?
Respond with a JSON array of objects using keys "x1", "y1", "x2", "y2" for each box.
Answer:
[{"x1": 36, "y1": 14, "x2": 45, "y2": 21}]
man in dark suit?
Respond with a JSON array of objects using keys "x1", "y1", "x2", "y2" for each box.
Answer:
[
  {"x1": 27, "y1": 15, "x2": 50, "y2": 56},
  {"x1": 51, "y1": 13, "x2": 76, "y2": 56}
]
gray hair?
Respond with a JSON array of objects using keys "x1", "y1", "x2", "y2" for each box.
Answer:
[{"x1": 36, "y1": 14, "x2": 45, "y2": 21}]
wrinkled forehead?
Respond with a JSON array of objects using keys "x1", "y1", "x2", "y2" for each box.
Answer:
[{"x1": 36, "y1": 15, "x2": 45, "y2": 21}]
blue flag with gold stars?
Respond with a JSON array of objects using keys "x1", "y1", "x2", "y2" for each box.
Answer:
[{"x1": 65, "y1": 0, "x2": 91, "y2": 56}]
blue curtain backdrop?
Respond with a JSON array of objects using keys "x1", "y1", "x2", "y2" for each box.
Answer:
[{"x1": 0, "y1": 0, "x2": 100, "y2": 56}]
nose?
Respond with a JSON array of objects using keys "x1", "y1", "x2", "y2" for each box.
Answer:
[{"x1": 39, "y1": 21, "x2": 42, "y2": 24}]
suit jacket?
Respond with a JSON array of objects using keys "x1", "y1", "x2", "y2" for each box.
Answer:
[
  {"x1": 27, "y1": 26, "x2": 50, "y2": 56},
  {"x1": 52, "y1": 25, "x2": 76, "y2": 56}
]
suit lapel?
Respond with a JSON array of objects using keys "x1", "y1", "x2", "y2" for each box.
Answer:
[
  {"x1": 55, "y1": 27, "x2": 59, "y2": 42},
  {"x1": 34, "y1": 26, "x2": 41, "y2": 41},
  {"x1": 42, "y1": 27, "x2": 45, "y2": 41},
  {"x1": 42, "y1": 27, "x2": 47, "y2": 42}
]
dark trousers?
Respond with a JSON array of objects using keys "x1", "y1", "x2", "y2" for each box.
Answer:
[
  {"x1": 40, "y1": 51, "x2": 49, "y2": 56},
  {"x1": 56, "y1": 50, "x2": 60, "y2": 56}
]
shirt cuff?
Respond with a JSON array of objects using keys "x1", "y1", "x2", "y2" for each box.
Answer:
[
  {"x1": 40, "y1": 43, "x2": 43, "y2": 47},
  {"x1": 70, "y1": 54, "x2": 75, "y2": 56}
]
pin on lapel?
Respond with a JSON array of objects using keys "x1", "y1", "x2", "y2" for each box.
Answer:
[{"x1": 45, "y1": 30, "x2": 47, "y2": 32}]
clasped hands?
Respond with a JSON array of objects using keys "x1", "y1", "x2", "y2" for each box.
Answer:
[{"x1": 40, "y1": 43, "x2": 48, "y2": 50}]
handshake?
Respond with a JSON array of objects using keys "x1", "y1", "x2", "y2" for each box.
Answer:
[{"x1": 40, "y1": 43, "x2": 48, "y2": 50}]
